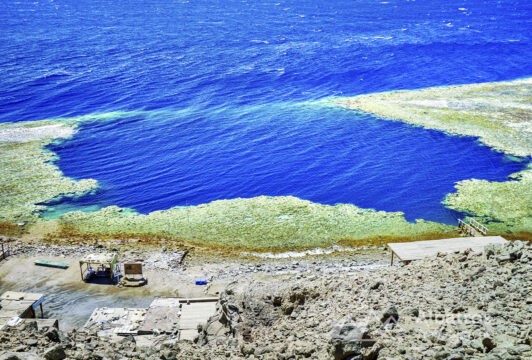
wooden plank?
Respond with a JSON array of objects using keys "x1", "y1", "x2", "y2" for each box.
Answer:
[
  {"x1": 388, "y1": 236, "x2": 507, "y2": 262},
  {"x1": 34, "y1": 259, "x2": 70, "y2": 269}
]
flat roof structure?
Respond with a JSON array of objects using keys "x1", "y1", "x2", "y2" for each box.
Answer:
[
  {"x1": 84, "y1": 297, "x2": 218, "y2": 340},
  {"x1": 388, "y1": 236, "x2": 508, "y2": 264},
  {"x1": 0, "y1": 291, "x2": 46, "y2": 329},
  {"x1": 79, "y1": 253, "x2": 118, "y2": 265},
  {"x1": 79, "y1": 253, "x2": 119, "y2": 282}
]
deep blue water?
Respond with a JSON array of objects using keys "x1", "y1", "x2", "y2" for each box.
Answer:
[{"x1": 1, "y1": 0, "x2": 531, "y2": 223}]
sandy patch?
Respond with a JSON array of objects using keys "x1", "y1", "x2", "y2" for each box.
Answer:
[{"x1": 0, "y1": 123, "x2": 75, "y2": 143}]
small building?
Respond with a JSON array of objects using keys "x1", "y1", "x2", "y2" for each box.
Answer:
[
  {"x1": 120, "y1": 261, "x2": 147, "y2": 287},
  {"x1": 79, "y1": 253, "x2": 119, "y2": 284},
  {"x1": 0, "y1": 291, "x2": 58, "y2": 330}
]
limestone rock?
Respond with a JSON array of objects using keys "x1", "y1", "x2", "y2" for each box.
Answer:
[
  {"x1": 330, "y1": 322, "x2": 364, "y2": 360},
  {"x1": 43, "y1": 345, "x2": 66, "y2": 360}
]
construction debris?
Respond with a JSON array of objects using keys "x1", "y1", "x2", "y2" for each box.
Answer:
[
  {"x1": 83, "y1": 307, "x2": 147, "y2": 337},
  {"x1": 83, "y1": 297, "x2": 217, "y2": 340}
]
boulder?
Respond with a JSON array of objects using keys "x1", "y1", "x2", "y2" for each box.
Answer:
[
  {"x1": 483, "y1": 336, "x2": 496, "y2": 352},
  {"x1": 0, "y1": 353, "x2": 22, "y2": 360},
  {"x1": 369, "y1": 281, "x2": 383, "y2": 290},
  {"x1": 43, "y1": 344, "x2": 66, "y2": 360},
  {"x1": 44, "y1": 328, "x2": 60, "y2": 343},
  {"x1": 380, "y1": 306, "x2": 399, "y2": 326},
  {"x1": 0, "y1": 353, "x2": 40, "y2": 360},
  {"x1": 330, "y1": 323, "x2": 364, "y2": 360}
]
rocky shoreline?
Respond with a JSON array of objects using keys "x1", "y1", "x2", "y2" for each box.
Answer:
[
  {"x1": 0, "y1": 240, "x2": 530, "y2": 359},
  {"x1": 1, "y1": 236, "x2": 389, "y2": 276}
]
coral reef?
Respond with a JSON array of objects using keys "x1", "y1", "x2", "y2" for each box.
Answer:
[
  {"x1": 335, "y1": 78, "x2": 532, "y2": 234},
  {"x1": 334, "y1": 78, "x2": 532, "y2": 157},
  {"x1": 443, "y1": 166, "x2": 532, "y2": 233},
  {"x1": 0, "y1": 115, "x2": 453, "y2": 251},
  {"x1": 57, "y1": 197, "x2": 451, "y2": 250},
  {"x1": 3, "y1": 78, "x2": 531, "y2": 249},
  {"x1": 0, "y1": 121, "x2": 97, "y2": 223}
]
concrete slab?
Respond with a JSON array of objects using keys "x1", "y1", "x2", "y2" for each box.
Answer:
[
  {"x1": 83, "y1": 307, "x2": 147, "y2": 336},
  {"x1": 178, "y1": 301, "x2": 216, "y2": 341},
  {"x1": 82, "y1": 297, "x2": 217, "y2": 340},
  {"x1": 138, "y1": 298, "x2": 181, "y2": 335},
  {"x1": 0, "y1": 291, "x2": 44, "y2": 302}
]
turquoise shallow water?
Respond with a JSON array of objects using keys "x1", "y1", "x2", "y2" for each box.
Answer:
[{"x1": 1, "y1": 0, "x2": 531, "y2": 224}]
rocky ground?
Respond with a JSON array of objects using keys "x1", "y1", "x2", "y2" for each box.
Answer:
[
  {"x1": 0, "y1": 240, "x2": 530, "y2": 360},
  {"x1": 0, "y1": 235, "x2": 387, "y2": 278},
  {"x1": 1, "y1": 236, "x2": 188, "y2": 272}
]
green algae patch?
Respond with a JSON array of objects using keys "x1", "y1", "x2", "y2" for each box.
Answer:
[
  {"x1": 335, "y1": 78, "x2": 532, "y2": 235},
  {"x1": 334, "y1": 77, "x2": 532, "y2": 157},
  {"x1": 0, "y1": 121, "x2": 97, "y2": 223},
  {"x1": 55, "y1": 196, "x2": 452, "y2": 250},
  {"x1": 443, "y1": 168, "x2": 532, "y2": 234}
]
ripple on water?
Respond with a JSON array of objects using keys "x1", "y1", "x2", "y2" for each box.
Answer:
[{"x1": 49, "y1": 104, "x2": 525, "y2": 224}]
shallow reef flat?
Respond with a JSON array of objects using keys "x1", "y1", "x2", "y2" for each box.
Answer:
[
  {"x1": 0, "y1": 121, "x2": 97, "y2": 224},
  {"x1": 443, "y1": 165, "x2": 532, "y2": 233},
  {"x1": 0, "y1": 111, "x2": 150, "y2": 226},
  {"x1": 57, "y1": 197, "x2": 451, "y2": 250},
  {"x1": 334, "y1": 78, "x2": 532, "y2": 157},
  {"x1": 335, "y1": 78, "x2": 532, "y2": 235}
]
